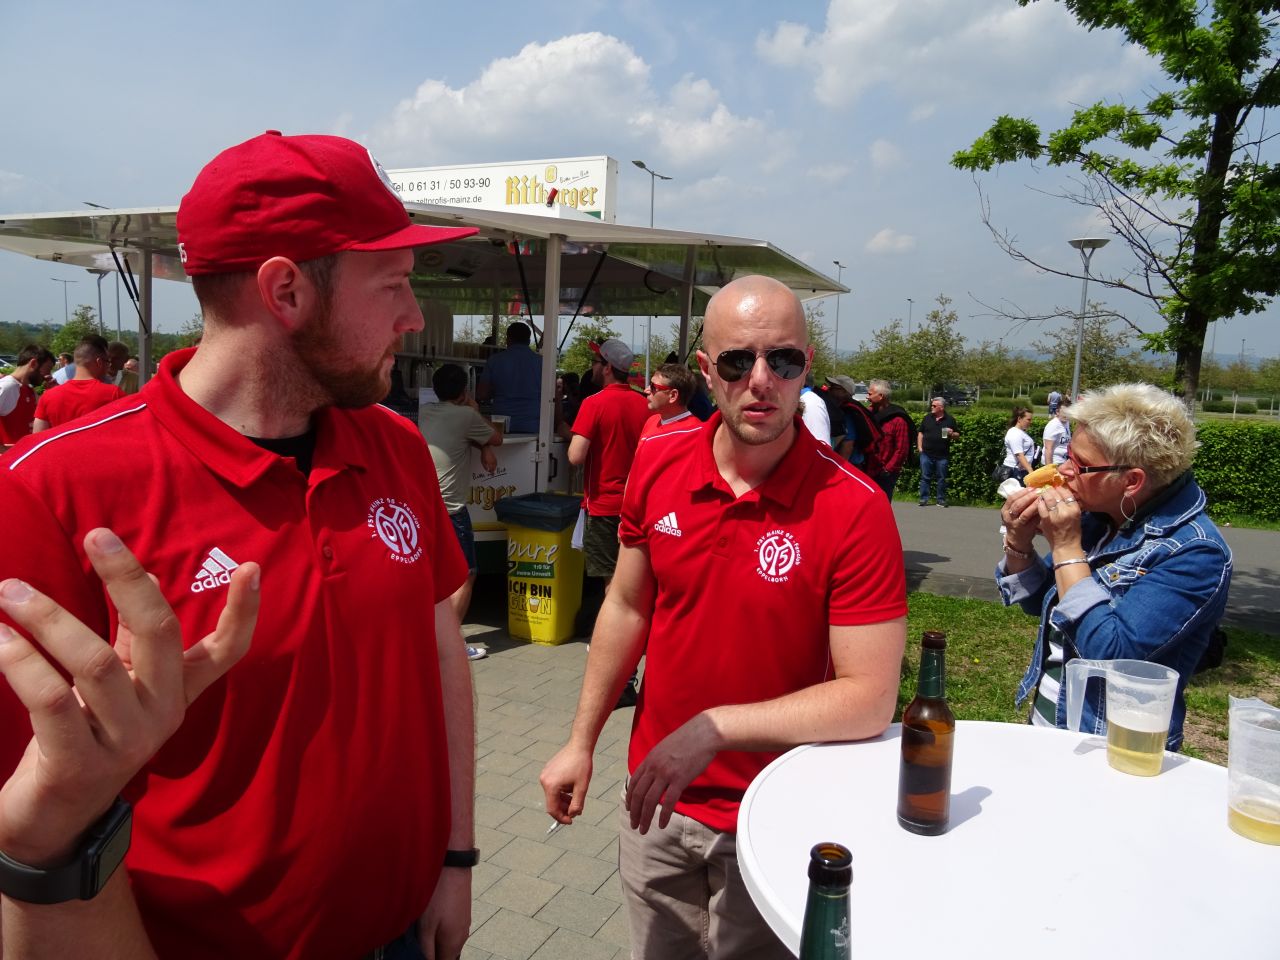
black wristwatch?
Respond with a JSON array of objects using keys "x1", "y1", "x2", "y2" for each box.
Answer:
[
  {"x1": 442, "y1": 847, "x2": 480, "y2": 868},
  {"x1": 0, "y1": 798, "x2": 132, "y2": 904}
]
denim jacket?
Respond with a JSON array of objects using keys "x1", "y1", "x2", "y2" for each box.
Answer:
[{"x1": 997, "y1": 473, "x2": 1232, "y2": 750}]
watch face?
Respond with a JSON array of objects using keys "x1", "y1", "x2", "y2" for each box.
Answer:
[{"x1": 87, "y1": 805, "x2": 133, "y2": 896}]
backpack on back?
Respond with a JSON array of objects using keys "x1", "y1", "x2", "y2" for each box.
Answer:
[{"x1": 873, "y1": 404, "x2": 918, "y2": 464}]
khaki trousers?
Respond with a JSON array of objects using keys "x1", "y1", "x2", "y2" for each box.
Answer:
[{"x1": 616, "y1": 796, "x2": 793, "y2": 960}]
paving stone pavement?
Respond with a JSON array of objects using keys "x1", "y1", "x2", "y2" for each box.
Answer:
[
  {"x1": 451, "y1": 499, "x2": 1280, "y2": 957},
  {"x1": 458, "y1": 595, "x2": 633, "y2": 960}
]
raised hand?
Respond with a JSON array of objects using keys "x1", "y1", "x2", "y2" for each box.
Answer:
[{"x1": 0, "y1": 528, "x2": 259, "y2": 868}]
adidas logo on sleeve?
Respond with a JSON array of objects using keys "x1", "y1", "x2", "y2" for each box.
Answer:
[
  {"x1": 654, "y1": 511, "x2": 683, "y2": 537},
  {"x1": 191, "y1": 547, "x2": 240, "y2": 593}
]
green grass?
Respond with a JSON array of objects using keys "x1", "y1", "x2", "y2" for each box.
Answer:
[
  {"x1": 900, "y1": 593, "x2": 1280, "y2": 766},
  {"x1": 1204, "y1": 511, "x2": 1280, "y2": 532}
]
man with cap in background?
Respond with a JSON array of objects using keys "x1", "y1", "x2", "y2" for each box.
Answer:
[
  {"x1": 569, "y1": 338, "x2": 649, "y2": 706},
  {"x1": 0, "y1": 131, "x2": 479, "y2": 960},
  {"x1": 824, "y1": 374, "x2": 879, "y2": 469}
]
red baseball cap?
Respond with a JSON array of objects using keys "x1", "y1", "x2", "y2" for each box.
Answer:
[{"x1": 177, "y1": 130, "x2": 478, "y2": 275}]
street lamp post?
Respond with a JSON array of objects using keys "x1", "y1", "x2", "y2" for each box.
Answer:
[
  {"x1": 50, "y1": 278, "x2": 76, "y2": 324},
  {"x1": 631, "y1": 160, "x2": 672, "y2": 228},
  {"x1": 1233, "y1": 339, "x2": 1248, "y2": 419},
  {"x1": 87, "y1": 269, "x2": 111, "y2": 336},
  {"x1": 907, "y1": 298, "x2": 914, "y2": 336},
  {"x1": 832, "y1": 260, "x2": 846, "y2": 357},
  {"x1": 1067, "y1": 237, "x2": 1110, "y2": 401}
]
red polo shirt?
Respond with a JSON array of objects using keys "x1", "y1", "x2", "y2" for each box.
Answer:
[
  {"x1": 639, "y1": 410, "x2": 698, "y2": 440},
  {"x1": 0, "y1": 349, "x2": 466, "y2": 959},
  {"x1": 573, "y1": 382, "x2": 649, "y2": 516},
  {"x1": 621, "y1": 414, "x2": 906, "y2": 832},
  {"x1": 33, "y1": 377, "x2": 125, "y2": 427},
  {"x1": 0, "y1": 376, "x2": 37, "y2": 445}
]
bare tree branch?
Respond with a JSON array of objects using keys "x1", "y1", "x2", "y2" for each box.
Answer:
[
  {"x1": 965, "y1": 291, "x2": 1148, "y2": 337},
  {"x1": 973, "y1": 181, "x2": 1161, "y2": 312}
]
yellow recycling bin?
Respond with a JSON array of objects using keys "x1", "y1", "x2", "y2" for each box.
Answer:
[{"x1": 494, "y1": 494, "x2": 584, "y2": 645}]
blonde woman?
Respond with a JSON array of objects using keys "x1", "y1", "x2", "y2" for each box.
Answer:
[{"x1": 997, "y1": 384, "x2": 1232, "y2": 750}]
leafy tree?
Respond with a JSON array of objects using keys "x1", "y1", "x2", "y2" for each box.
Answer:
[
  {"x1": 560, "y1": 318, "x2": 621, "y2": 377},
  {"x1": 1253, "y1": 356, "x2": 1280, "y2": 412},
  {"x1": 959, "y1": 341, "x2": 1016, "y2": 398},
  {"x1": 1031, "y1": 309, "x2": 1140, "y2": 391},
  {"x1": 49, "y1": 305, "x2": 105, "y2": 356},
  {"x1": 634, "y1": 323, "x2": 676, "y2": 379},
  {"x1": 849, "y1": 319, "x2": 912, "y2": 386},
  {"x1": 0, "y1": 322, "x2": 48, "y2": 354},
  {"x1": 804, "y1": 302, "x2": 838, "y2": 381},
  {"x1": 953, "y1": 0, "x2": 1280, "y2": 402},
  {"x1": 907, "y1": 296, "x2": 966, "y2": 398},
  {"x1": 177, "y1": 312, "x2": 204, "y2": 348},
  {"x1": 1129, "y1": 352, "x2": 1178, "y2": 392},
  {"x1": 1198, "y1": 356, "x2": 1225, "y2": 401},
  {"x1": 1219, "y1": 358, "x2": 1257, "y2": 401},
  {"x1": 453, "y1": 316, "x2": 493, "y2": 345}
]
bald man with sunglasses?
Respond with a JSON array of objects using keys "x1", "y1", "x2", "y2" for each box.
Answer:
[{"x1": 541, "y1": 275, "x2": 907, "y2": 959}]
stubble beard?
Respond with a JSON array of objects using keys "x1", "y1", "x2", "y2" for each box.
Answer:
[
  {"x1": 292, "y1": 297, "x2": 398, "y2": 409},
  {"x1": 719, "y1": 392, "x2": 798, "y2": 447}
]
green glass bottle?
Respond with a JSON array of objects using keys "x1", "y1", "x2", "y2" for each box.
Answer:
[
  {"x1": 897, "y1": 630, "x2": 955, "y2": 835},
  {"x1": 798, "y1": 842, "x2": 852, "y2": 960}
]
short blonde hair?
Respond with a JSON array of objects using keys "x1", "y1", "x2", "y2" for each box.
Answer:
[{"x1": 1070, "y1": 383, "x2": 1198, "y2": 487}]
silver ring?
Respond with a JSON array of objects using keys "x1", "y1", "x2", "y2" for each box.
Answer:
[
  {"x1": 1063, "y1": 497, "x2": 1076, "y2": 505},
  {"x1": 1049, "y1": 504, "x2": 1059, "y2": 512}
]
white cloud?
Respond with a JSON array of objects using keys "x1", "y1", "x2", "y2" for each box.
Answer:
[
  {"x1": 371, "y1": 33, "x2": 780, "y2": 173},
  {"x1": 806, "y1": 163, "x2": 852, "y2": 183},
  {"x1": 869, "y1": 140, "x2": 902, "y2": 172},
  {"x1": 866, "y1": 228, "x2": 916, "y2": 253},
  {"x1": 633, "y1": 75, "x2": 770, "y2": 164},
  {"x1": 756, "y1": 20, "x2": 811, "y2": 64},
  {"x1": 757, "y1": 0, "x2": 1160, "y2": 112}
]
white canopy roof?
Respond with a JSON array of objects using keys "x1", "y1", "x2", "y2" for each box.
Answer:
[{"x1": 0, "y1": 203, "x2": 845, "y2": 316}]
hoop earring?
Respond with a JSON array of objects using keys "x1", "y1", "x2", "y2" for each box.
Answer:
[{"x1": 1120, "y1": 492, "x2": 1137, "y2": 525}]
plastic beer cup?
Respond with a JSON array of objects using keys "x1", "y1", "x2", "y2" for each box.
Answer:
[
  {"x1": 1065, "y1": 659, "x2": 1178, "y2": 776},
  {"x1": 1227, "y1": 696, "x2": 1280, "y2": 844}
]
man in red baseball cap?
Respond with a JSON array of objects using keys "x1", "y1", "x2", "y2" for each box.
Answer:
[{"x1": 0, "y1": 132, "x2": 480, "y2": 959}]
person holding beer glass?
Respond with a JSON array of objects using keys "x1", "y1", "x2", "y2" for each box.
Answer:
[{"x1": 996, "y1": 383, "x2": 1232, "y2": 750}]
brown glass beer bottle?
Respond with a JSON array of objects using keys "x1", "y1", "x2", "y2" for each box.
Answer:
[{"x1": 897, "y1": 630, "x2": 955, "y2": 835}]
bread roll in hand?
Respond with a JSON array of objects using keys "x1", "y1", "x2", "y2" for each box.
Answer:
[{"x1": 1024, "y1": 464, "x2": 1064, "y2": 489}]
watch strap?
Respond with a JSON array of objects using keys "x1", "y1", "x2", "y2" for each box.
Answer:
[
  {"x1": 0, "y1": 798, "x2": 132, "y2": 904},
  {"x1": 442, "y1": 847, "x2": 480, "y2": 868}
]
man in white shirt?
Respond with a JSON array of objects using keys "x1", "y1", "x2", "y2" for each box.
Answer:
[
  {"x1": 799, "y1": 373, "x2": 832, "y2": 446},
  {"x1": 50, "y1": 353, "x2": 74, "y2": 385}
]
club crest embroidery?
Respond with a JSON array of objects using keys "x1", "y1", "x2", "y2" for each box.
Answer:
[
  {"x1": 755, "y1": 529, "x2": 801, "y2": 583},
  {"x1": 367, "y1": 497, "x2": 422, "y2": 564}
]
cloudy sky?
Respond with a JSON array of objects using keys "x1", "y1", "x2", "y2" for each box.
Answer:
[{"x1": 2, "y1": 0, "x2": 1276, "y2": 360}]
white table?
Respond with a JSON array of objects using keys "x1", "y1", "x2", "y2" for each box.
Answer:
[{"x1": 738, "y1": 721, "x2": 1275, "y2": 958}]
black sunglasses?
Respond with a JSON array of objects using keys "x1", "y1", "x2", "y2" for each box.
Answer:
[{"x1": 714, "y1": 347, "x2": 807, "y2": 383}]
